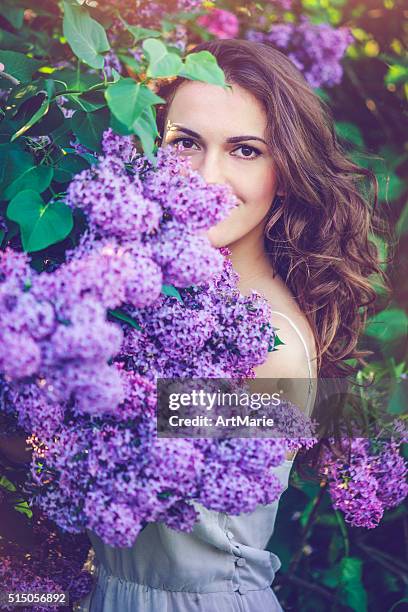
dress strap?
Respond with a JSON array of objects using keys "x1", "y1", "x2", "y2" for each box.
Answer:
[
  {"x1": 270, "y1": 310, "x2": 312, "y2": 379},
  {"x1": 270, "y1": 310, "x2": 315, "y2": 417}
]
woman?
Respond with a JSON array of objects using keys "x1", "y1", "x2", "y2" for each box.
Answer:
[{"x1": 78, "y1": 38, "x2": 384, "y2": 612}]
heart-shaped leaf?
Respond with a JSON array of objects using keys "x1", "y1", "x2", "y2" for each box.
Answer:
[
  {"x1": 105, "y1": 79, "x2": 164, "y2": 130},
  {"x1": 179, "y1": 51, "x2": 228, "y2": 88},
  {"x1": 3, "y1": 166, "x2": 53, "y2": 200},
  {"x1": 11, "y1": 94, "x2": 49, "y2": 141},
  {"x1": 63, "y1": 1, "x2": 110, "y2": 69},
  {"x1": 7, "y1": 190, "x2": 73, "y2": 252},
  {"x1": 142, "y1": 38, "x2": 183, "y2": 78},
  {"x1": 53, "y1": 153, "x2": 90, "y2": 183},
  {"x1": 71, "y1": 107, "x2": 110, "y2": 152},
  {"x1": 0, "y1": 50, "x2": 44, "y2": 83}
]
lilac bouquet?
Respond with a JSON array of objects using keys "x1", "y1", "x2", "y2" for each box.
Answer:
[{"x1": 1, "y1": 131, "x2": 316, "y2": 547}]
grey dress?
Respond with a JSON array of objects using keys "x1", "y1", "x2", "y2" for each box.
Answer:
[{"x1": 77, "y1": 312, "x2": 314, "y2": 612}]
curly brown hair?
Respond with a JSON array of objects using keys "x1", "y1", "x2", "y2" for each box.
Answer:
[{"x1": 155, "y1": 39, "x2": 389, "y2": 389}]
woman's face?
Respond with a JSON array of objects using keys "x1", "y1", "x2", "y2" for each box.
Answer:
[{"x1": 162, "y1": 80, "x2": 280, "y2": 248}]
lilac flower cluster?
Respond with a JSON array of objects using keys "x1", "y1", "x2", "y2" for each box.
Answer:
[
  {"x1": 123, "y1": 255, "x2": 276, "y2": 380},
  {"x1": 0, "y1": 246, "x2": 126, "y2": 422},
  {"x1": 197, "y1": 9, "x2": 239, "y2": 40},
  {"x1": 320, "y1": 435, "x2": 408, "y2": 529},
  {"x1": 246, "y1": 17, "x2": 354, "y2": 88}
]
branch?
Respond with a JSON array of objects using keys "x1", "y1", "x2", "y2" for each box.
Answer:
[{"x1": 279, "y1": 574, "x2": 336, "y2": 602}]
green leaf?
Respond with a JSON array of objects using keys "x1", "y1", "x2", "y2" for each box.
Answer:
[
  {"x1": 69, "y1": 90, "x2": 107, "y2": 113},
  {"x1": 6, "y1": 82, "x2": 39, "y2": 110},
  {"x1": 0, "y1": 144, "x2": 33, "y2": 193},
  {"x1": 7, "y1": 190, "x2": 73, "y2": 252},
  {"x1": 51, "y1": 67, "x2": 101, "y2": 92},
  {"x1": 396, "y1": 202, "x2": 408, "y2": 236},
  {"x1": 133, "y1": 106, "x2": 159, "y2": 160},
  {"x1": 178, "y1": 51, "x2": 228, "y2": 88},
  {"x1": 25, "y1": 102, "x2": 64, "y2": 138},
  {"x1": 387, "y1": 379, "x2": 407, "y2": 415},
  {"x1": 161, "y1": 284, "x2": 183, "y2": 303},
  {"x1": 337, "y1": 557, "x2": 367, "y2": 612},
  {"x1": 14, "y1": 499, "x2": 33, "y2": 518},
  {"x1": 0, "y1": 476, "x2": 16, "y2": 492},
  {"x1": 108, "y1": 309, "x2": 142, "y2": 330},
  {"x1": 3, "y1": 166, "x2": 53, "y2": 200},
  {"x1": 335, "y1": 121, "x2": 364, "y2": 148},
  {"x1": 274, "y1": 334, "x2": 285, "y2": 347},
  {"x1": 53, "y1": 153, "x2": 90, "y2": 183},
  {"x1": 105, "y1": 78, "x2": 164, "y2": 130},
  {"x1": 142, "y1": 38, "x2": 183, "y2": 78},
  {"x1": 71, "y1": 107, "x2": 110, "y2": 152},
  {"x1": 123, "y1": 23, "x2": 161, "y2": 43},
  {"x1": 0, "y1": 27, "x2": 23, "y2": 52},
  {"x1": 269, "y1": 331, "x2": 285, "y2": 352},
  {"x1": 0, "y1": 50, "x2": 43, "y2": 83},
  {"x1": 110, "y1": 113, "x2": 134, "y2": 136},
  {"x1": 11, "y1": 94, "x2": 49, "y2": 141},
  {"x1": 365, "y1": 308, "x2": 408, "y2": 343},
  {"x1": 62, "y1": 1, "x2": 110, "y2": 69},
  {"x1": 2, "y1": 5, "x2": 25, "y2": 30}
]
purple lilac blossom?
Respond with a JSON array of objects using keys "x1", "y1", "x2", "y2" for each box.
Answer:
[
  {"x1": 320, "y1": 436, "x2": 408, "y2": 528},
  {"x1": 246, "y1": 17, "x2": 354, "y2": 88},
  {"x1": 103, "y1": 49, "x2": 122, "y2": 78}
]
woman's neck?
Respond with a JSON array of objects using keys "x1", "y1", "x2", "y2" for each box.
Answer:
[{"x1": 227, "y1": 223, "x2": 276, "y2": 294}]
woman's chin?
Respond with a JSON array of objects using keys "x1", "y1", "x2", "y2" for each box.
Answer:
[{"x1": 207, "y1": 229, "x2": 230, "y2": 249}]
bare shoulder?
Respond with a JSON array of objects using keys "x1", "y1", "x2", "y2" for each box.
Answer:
[{"x1": 255, "y1": 310, "x2": 316, "y2": 379}]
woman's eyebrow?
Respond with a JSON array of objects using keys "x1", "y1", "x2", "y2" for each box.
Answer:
[{"x1": 167, "y1": 123, "x2": 267, "y2": 145}]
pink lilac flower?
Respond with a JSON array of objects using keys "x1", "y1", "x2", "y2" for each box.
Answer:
[{"x1": 197, "y1": 9, "x2": 240, "y2": 40}]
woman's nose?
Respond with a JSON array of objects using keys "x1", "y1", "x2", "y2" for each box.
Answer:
[{"x1": 195, "y1": 151, "x2": 226, "y2": 186}]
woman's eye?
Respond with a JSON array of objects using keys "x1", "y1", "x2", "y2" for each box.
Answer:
[
  {"x1": 171, "y1": 138, "x2": 198, "y2": 151},
  {"x1": 234, "y1": 145, "x2": 261, "y2": 160}
]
